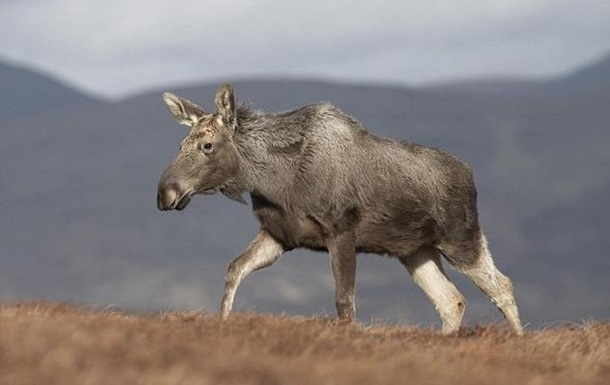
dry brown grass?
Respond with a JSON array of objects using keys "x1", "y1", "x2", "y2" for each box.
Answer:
[{"x1": 0, "y1": 302, "x2": 608, "y2": 385}]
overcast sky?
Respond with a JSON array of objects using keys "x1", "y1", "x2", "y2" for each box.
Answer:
[{"x1": 1, "y1": 0, "x2": 609, "y2": 98}]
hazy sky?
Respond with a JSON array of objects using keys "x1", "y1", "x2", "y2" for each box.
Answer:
[{"x1": 1, "y1": 0, "x2": 609, "y2": 98}]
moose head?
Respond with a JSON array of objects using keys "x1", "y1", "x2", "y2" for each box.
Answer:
[{"x1": 157, "y1": 84, "x2": 241, "y2": 211}]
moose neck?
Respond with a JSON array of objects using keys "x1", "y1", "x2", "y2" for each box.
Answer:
[{"x1": 231, "y1": 106, "x2": 304, "y2": 206}]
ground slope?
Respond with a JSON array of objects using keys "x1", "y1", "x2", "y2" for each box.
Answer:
[{"x1": 0, "y1": 302, "x2": 608, "y2": 385}]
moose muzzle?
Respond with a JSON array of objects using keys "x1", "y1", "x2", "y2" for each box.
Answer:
[{"x1": 157, "y1": 179, "x2": 193, "y2": 211}]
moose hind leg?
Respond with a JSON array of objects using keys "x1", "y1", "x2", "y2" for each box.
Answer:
[
  {"x1": 443, "y1": 234, "x2": 523, "y2": 335},
  {"x1": 400, "y1": 246, "x2": 467, "y2": 334},
  {"x1": 220, "y1": 230, "x2": 284, "y2": 319}
]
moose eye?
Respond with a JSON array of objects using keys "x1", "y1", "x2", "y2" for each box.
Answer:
[{"x1": 200, "y1": 142, "x2": 213, "y2": 152}]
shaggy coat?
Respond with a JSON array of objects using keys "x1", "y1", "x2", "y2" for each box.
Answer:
[{"x1": 157, "y1": 84, "x2": 523, "y2": 334}]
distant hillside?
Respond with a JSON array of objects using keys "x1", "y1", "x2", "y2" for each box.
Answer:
[
  {"x1": 1, "y1": 53, "x2": 609, "y2": 328},
  {"x1": 427, "y1": 76, "x2": 545, "y2": 96},
  {"x1": 1, "y1": 302, "x2": 608, "y2": 385},
  {"x1": 429, "y1": 52, "x2": 610, "y2": 96},
  {"x1": 0, "y1": 60, "x2": 102, "y2": 119},
  {"x1": 554, "y1": 52, "x2": 610, "y2": 93}
]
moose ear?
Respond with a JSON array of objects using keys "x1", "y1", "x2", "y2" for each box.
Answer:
[
  {"x1": 162, "y1": 92, "x2": 207, "y2": 127},
  {"x1": 214, "y1": 83, "x2": 236, "y2": 126}
]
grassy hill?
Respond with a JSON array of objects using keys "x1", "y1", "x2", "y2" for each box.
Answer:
[{"x1": 1, "y1": 302, "x2": 608, "y2": 385}]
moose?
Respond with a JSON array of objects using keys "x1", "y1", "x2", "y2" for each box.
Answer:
[{"x1": 157, "y1": 84, "x2": 524, "y2": 335}]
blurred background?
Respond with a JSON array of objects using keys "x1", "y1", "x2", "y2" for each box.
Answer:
[{"x1": 1, "y1": 0, "x2": 609, "y2": 328}]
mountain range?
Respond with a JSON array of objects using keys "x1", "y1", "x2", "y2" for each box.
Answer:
[{"x1": 1, "y1": 53, "x2": 609, "y2": 327}]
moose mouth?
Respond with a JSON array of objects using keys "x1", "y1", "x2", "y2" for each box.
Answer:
[
  {"x1": 158, "y1": 188, "x2": 219, "y2": 211},
  {"x1": 174, "y1": 193, "x2": 192, "y2": 211}
]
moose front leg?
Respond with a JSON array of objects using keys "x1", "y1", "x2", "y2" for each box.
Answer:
[
  {"x1": 220, "y1": 230, "x2": 284, "y2": 319},
  {"x1": 328, "y1": 232, "x2": 357, "y2": 323}
]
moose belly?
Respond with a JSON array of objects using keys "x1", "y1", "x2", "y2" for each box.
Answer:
[
  {"x1": 250, "y1": 193, "x2": 436, "y2": 256},
  {"x1": 355, "y1": 210, "x2": 438, "y2": 257}
]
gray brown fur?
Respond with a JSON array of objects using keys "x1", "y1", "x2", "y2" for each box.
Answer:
[{"x1": 157, "y1": 84, "x2": 524, "y2": 334}]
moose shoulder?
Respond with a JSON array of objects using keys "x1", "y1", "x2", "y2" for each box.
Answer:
[{"x1": 157, "y1": 83, "x2": 524, "y2": 335}]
